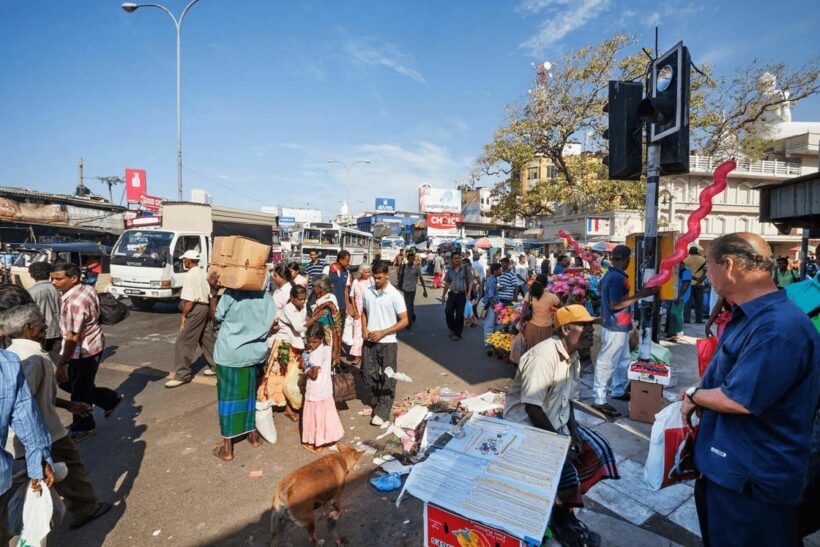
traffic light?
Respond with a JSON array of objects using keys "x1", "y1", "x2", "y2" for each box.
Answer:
[
  {"x1": 603, "y1": 81, "x2": 643, "y2": 180},
  {"x1": 638, "y1": 42, "x2": 690, "y2": 174}
]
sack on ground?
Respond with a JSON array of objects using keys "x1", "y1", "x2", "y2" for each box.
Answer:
[
  {"x1": 332, "y1": 364, "x2": 356, "y2": 403},
  {"x1": 644, "y1": 401, "x2": 700, "y2": 490},
  {"x1": 255, "y1": 400, "x2": 277, "y2": 444},
  {"x1": 342, "y1": 316, "x2": 355, "y2": 346},
  {"x1": 509, "y1": 332, "x2": 527, "y2": 364},
  {"x1": 19, "y1": 481, "x2": 54, "y2": 546},
  {"x1": 696, "y1": 337, "x2": 718, "y2": 378},
  {"x1": 99, "y1": 293, "x2": 129, "y2": 325},
  {"x1": 283, "y1": 361, "x2": 305, "y2": 410}
]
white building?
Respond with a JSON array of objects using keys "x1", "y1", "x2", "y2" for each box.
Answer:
[{"x1": 190, "y1": 188, "x2": 212, "y2": 205}]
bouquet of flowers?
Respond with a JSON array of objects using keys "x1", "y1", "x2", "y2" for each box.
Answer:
[
  {"x1": 548, "y1": 273, "x2": 599, "y2": 305},
  {"x1": 493, "y1": 301, "x2": 525, "y2": 331},
  {"x1": 485, "y1": 332, "x2": 513, "y2": 355}
]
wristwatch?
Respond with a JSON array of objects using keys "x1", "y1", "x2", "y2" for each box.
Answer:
[{"x1": 686, "y1": 386, "x2": 699, "y2": 404}]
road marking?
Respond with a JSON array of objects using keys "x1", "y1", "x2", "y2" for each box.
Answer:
[{"x1": 100, "y1": 362, "x2": 217, "y2": 386}]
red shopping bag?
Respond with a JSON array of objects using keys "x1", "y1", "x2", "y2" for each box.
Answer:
[
  {"x1": 644, "y1": 402, "x2": 701, "y2": 490},
  {"x1": 696, "y1": 337, "x2": 718, "y2": 378}
]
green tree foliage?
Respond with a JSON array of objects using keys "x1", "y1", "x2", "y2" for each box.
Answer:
[{"x1": 475, "y1": 34, "x2": 819, "y2": 222}]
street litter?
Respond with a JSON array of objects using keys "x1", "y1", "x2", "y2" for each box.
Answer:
[
  {"x1": 370, "y1": 472, "x2": 402, "y2": 492},
  {"x1": 394, "y1": 405, "x2": 428, "y2": 430},
  {"x1": 380, "y1": 459, "x2": 414, "y2": 475},
  {"x1": 384, "y1": 366, "x2": 413, "y2": 383},
  {"x1": 248, "y1": 470, "x2": 263, "y2": 478}
]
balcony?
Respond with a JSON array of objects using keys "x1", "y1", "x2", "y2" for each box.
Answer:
[{"x1": 689, "y1": 155, "x2": 802, "y2": 177}]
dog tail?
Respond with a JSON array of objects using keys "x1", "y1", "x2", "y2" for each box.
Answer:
[{"x1": 270, "y1": 488, "x2": 288, "y2": 547}]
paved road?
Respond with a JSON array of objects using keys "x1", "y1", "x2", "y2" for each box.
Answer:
[{"x1": 44, "y1": 284, "x2": 749, "y2": 547}]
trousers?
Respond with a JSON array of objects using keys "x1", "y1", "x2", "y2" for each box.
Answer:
[
  {"x1": 593, "y1": 328, "x2": 631, "y2": 404},
  {"x1": 52, "y1": 434, "x2": 99, "y2": 523},
  {"x1": 483, "y1": 303, "x2": 497, "y2": 346},
  {"x1": 173, "y1": 303, "x2": 216, "y2": 381},
  {"x1": 685, "y1": 285, "x2": 705, "y2": 322},
  {"x1": 695, "y1": 477, "x2": 799, "y2": 547},
  {"x1": 60, "y1": 353, "x2": 120, "y2": 432},
  {"x1": 361, "y1": 342, "x2": 398, "y2": 421},
  {"x1": 403, "y1": 291, "x2": 416, "y2": 325},
  {"x1": 445, "y1": 292, "x2": 466, "y2": 338}
]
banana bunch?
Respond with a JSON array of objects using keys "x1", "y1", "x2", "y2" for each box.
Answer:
[
  {"x1": 485, "y1": 332, "x2": 513, "y2": 351},
  {"x1": 454, "y1": 529, "x2": 489, "y2": 547}
]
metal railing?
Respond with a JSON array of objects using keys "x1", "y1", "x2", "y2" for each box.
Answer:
[{"x1": 689, "y1": 155, "x2": 801, "y2": 176}]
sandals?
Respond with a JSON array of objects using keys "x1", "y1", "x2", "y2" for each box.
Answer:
[
  {"x1": 302, "y1": 443, "x2": 321, "y2": 454},
  {"x1": 590, "y1": 403, "x2": 622, "y2": 419},
  {"x1": 69, "y1": 502, "x2": 113, "y2": 530}
]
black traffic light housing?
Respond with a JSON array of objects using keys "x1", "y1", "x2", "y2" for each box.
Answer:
[
  {"x1": 639, "y1": 42, "x2": 690, "y2": 174},
  {"x1": 603, "y1": 81, "x2": 643, "y2": 180}
]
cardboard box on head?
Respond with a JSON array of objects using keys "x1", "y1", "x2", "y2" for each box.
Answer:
[{"x1": 209, "y1": 236, "x2": 270, "y2": 291}]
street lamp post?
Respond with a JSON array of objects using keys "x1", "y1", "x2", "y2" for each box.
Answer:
[
  {"x1": 122, "y1": 1, "x2": 201, "y2": 201},
  {"x1": 326, "y1": 159, "x2": 371, "y2": 212}
]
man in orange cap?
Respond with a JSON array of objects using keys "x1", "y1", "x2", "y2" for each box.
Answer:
[{"x1": 504, "y1": 305, "x2": 618, "y2": 547}]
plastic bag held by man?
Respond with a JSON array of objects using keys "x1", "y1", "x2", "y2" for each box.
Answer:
[
  {"x1": 644, "y1": 401, "x2": 701, "y2": 490},
  {"x1": 696, "y1": 337, "x2": 718, "y2": 378},
  {"x1": 19, "y1": 481, "x2": 54, "y2": 546}
]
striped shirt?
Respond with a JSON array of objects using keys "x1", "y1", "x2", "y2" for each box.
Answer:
[
  {"x1": 60, "y1": 283, "x2": 105, "y2": 359},
  {"x1": 0, "y1": 349, "x2": 53, "y2": 494},
  {"x1": 498, "y1": 269, "x2": 517, "y2": 302},
  {"x1": 305, "y1": 261, "x2": 326, "y2": 292}
]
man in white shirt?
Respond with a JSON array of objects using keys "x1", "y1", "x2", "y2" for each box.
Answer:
[
  {"x1": 471, "y1": 252, "x2": 486, "y2": 284},
  {"x1": 167, "y1": 250, "x2": 216, "y2": 388},
  {"x1": 361, "y1": 261, "x2": 409, "y2": 426},
  {"x1": 3, "y1": 304, "x2": 111, "y2": 529}
]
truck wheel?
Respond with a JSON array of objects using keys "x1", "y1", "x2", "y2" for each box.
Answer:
[{"x1": 130, "y1": 297, "x2": 155, "y2": 312}]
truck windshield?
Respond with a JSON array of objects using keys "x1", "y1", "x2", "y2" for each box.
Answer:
[{"x1": 112, "y1": 231, "x2": 173, "y2": 267}]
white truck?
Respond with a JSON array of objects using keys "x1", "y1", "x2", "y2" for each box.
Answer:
[
  {"x1": 108, "y1": 202, "x2": 278, "y2": 311},
  {"x1": 379, "y1": 236, "x2": 405, "y2": 263}
]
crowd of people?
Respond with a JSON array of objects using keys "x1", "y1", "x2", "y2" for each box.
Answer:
[{"x1": 0, "y1": 231, "x2": 815, "y2": 545}]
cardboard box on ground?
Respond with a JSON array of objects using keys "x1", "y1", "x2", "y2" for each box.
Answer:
[
  {"x1": 629, "y1": 380, "x2": 664, "y2": 424},
  {"x1": 209, "y1": 236, "x2": 270, "y2": 291}
]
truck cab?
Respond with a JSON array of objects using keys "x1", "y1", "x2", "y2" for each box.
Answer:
[{"x1": 108, "y1": 229, "x2": 209, "y2": 310}]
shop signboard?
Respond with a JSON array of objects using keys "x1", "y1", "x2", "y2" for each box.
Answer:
[
  {"x1": 426, "y1": 213, "x2": 463, "y2": 237},
  {"x1": 139, "y1": 194, "x2": 163, "y2": 212},
  {"x1": 585, "y1": 217, "x2": 611, "y2": 236},
  {"x1": 375, "y1": 197, "x2": 396, "y2": 212},
  {"x1": 0, "y1": 198, "x2": 68, "y2": 223}
]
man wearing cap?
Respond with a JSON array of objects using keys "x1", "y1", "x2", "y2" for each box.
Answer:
[
  {"x1": 166, "y1": 250, "x2": 216, "y2": 388},
  {"x1": 504, "y1": 305, "x2": 618, "y2": 547},
  {"x1": 593, "y1": 244, "x2": 656, "y2": 417}
]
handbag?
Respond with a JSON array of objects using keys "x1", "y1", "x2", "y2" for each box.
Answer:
[
  {"x1": 644, "y1": 401, "x2": 701, "y2": 490},
  {"x1": 475, "y1": 299, "x2": 487, "y2": 319},
  {"x1": 332, "y1": 363, "x2": 356, "y2": 403}
]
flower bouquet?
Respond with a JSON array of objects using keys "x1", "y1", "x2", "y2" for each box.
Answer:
[
  {"x1": 493, "y1": 301, "x2": 525, "y2": 332},
  {"x1": 485, "y1": 331, "x2": 514, "y2": 359},
  {"x1": 548, "y1": 273, "x2": 600, "y2": 306}
]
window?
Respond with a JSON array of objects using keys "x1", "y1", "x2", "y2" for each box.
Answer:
[
  {"x1": 527, "y1": 167, "x2": 540, "y2": 180},
  {"x1": 737, "y1": 183, "x2": 751, "y2": 206},
  {"x1": 172, "y1": 236, "x2": 201, "y2": 273},
  {"x1": 321, "y1": 230, "x2": 339, "y2": 245}
]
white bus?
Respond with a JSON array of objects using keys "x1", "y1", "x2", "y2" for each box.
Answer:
[
  {"x1": 380, "y1": 237, "x2": 405, "y2": 262},
  {"x1": 298, "y1": 223, "x2": 373, "y2": 268}
]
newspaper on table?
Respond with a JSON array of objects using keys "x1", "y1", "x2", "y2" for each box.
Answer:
[{"x1": 398, "y1": 414, "x2": 570, "y2": 544}]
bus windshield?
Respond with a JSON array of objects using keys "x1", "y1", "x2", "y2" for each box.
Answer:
[
  {"x1": 302, "y1": 229, "x2": 321, "y2": 244},
  {"x1": 321, "y1": 230, "x2": 339, "y2": 245},
  {"x1": 111, "y1": 230, "x2": 173, "y2": 267},
  {"x1": 382, "y1": 238, "x2": 403, "y2": 249}
]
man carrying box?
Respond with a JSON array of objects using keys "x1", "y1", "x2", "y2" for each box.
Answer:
[{"x1": 504, "y1": 305, "x2": 620, "y2": 547}]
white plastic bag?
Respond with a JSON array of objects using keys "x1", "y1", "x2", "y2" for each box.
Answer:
[
  {"x1": 255, "y1": 400, "x2": 277, "y2": 444},
  {"x1": 644, "y1": 401, "x2": 700, "y2": 490},
  {"x1": 342, "y1": 316, "x2": 355, "y2": 346},
  {"x1": 19, "y1": 480, "x2": 53, "y2": 546}
]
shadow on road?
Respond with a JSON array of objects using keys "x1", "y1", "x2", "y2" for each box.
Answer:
[{"x1": 51, "y1": 368, "x2": 158, "y2": 546}]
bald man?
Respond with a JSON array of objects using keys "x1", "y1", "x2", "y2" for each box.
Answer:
[{"x1": 681, "y1": 233, "x2": 819, "y2": 546}]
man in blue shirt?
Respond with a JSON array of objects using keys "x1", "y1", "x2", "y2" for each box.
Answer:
[
  {"x1": 553, "y1": 255, "x2": 571, "y2": 275},
  {"x1": 682, "y1": 233, "x2": 819, "y2": 546},
  {"x1": 482, "y1": 263, "x2": 501, "y2": 355},
  {"x1": 592, "y1": 245, "x2": 655, "y2": 418}
]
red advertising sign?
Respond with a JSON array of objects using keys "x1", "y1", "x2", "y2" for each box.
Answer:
[
  {"x1": 426, "y1": 213, "x2": 463, "y2": 237},
  {"x1": 125, "y1": 168, "x2": 147, "y2": 203},
  {"x1": 425, "y1": 504, "x2": 525, "y2": 547},
  {"x1": 139, "y1": 194, "x2": 163, "y2": 212}
]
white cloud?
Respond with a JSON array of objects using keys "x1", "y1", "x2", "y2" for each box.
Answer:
[
  {"x1": 343, "y1": 38, "x2": 425, "y2": 83},
  {"x1": 645, "y1": 11, "x2": 661, "y2": 26},
  {"x1": 520, "y1": 0, "x2": 611, "y2": 56}
]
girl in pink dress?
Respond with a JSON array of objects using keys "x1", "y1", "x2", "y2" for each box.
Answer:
[
  {"x1": 349, "y1": 266, "x2": 374, "y2": 365},
  {"x1": 301, "y1": 323, "x2": 344, "y2": 452}
]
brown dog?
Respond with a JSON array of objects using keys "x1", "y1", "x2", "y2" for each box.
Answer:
[{"x1": 270, "y1": 445, "x2": 365, "y2": 546}]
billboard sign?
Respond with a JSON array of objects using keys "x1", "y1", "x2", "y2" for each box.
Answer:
[
  {"x1": 375, "y1": 198, "x2": 396, "y2": 212},
  {"x1": 419, "y1": 185, "x2": 462, "y2": 213},
  {"x1": 125, "y1": 168, "x2": 147, "y2": 203},
  {"x1": 279, "y1": 216, "x2": 296, "y2": 225},
  {"x1": 585, "y1": 217, "x2": 611, "y2": 236},
  {"x1": 139, "y1": 194, "x2": 163, "y2": 213},
  {"x1": 426, "y1": 213, "x2": 463, "y2": 237}
]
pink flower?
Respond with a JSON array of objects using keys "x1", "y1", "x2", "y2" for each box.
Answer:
[{"x1": 572, "y1": 287, "x2": 586, "y2": 297}]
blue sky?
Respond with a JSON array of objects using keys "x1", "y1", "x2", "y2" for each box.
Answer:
[{"x1": 1, "y1": 0, "x2": 818, "y2": 220}]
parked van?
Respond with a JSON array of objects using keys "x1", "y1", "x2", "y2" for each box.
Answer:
[{"x1": 10, "y1": 242, "x2": 112, "y2": 291}]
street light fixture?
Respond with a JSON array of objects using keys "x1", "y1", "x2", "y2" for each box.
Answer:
[
  {"x1": 326, "y1": 160, "x2": 371, "y2": 211},
  {"x1": 122, "y1": 0, "x2": 202, "y2": 201}
]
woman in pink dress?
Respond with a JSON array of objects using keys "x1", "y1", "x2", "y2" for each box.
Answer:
[
  {"x1": 348, "y1": 265, "x2": 374, "y2": 365},
  {"x1": 301, "y1": 323, "x2": 344, "y2": 452}
]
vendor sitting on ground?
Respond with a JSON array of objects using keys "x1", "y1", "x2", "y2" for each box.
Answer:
[{"x1": 504, "y1": 305, "x2": 619, "y2": 547}]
